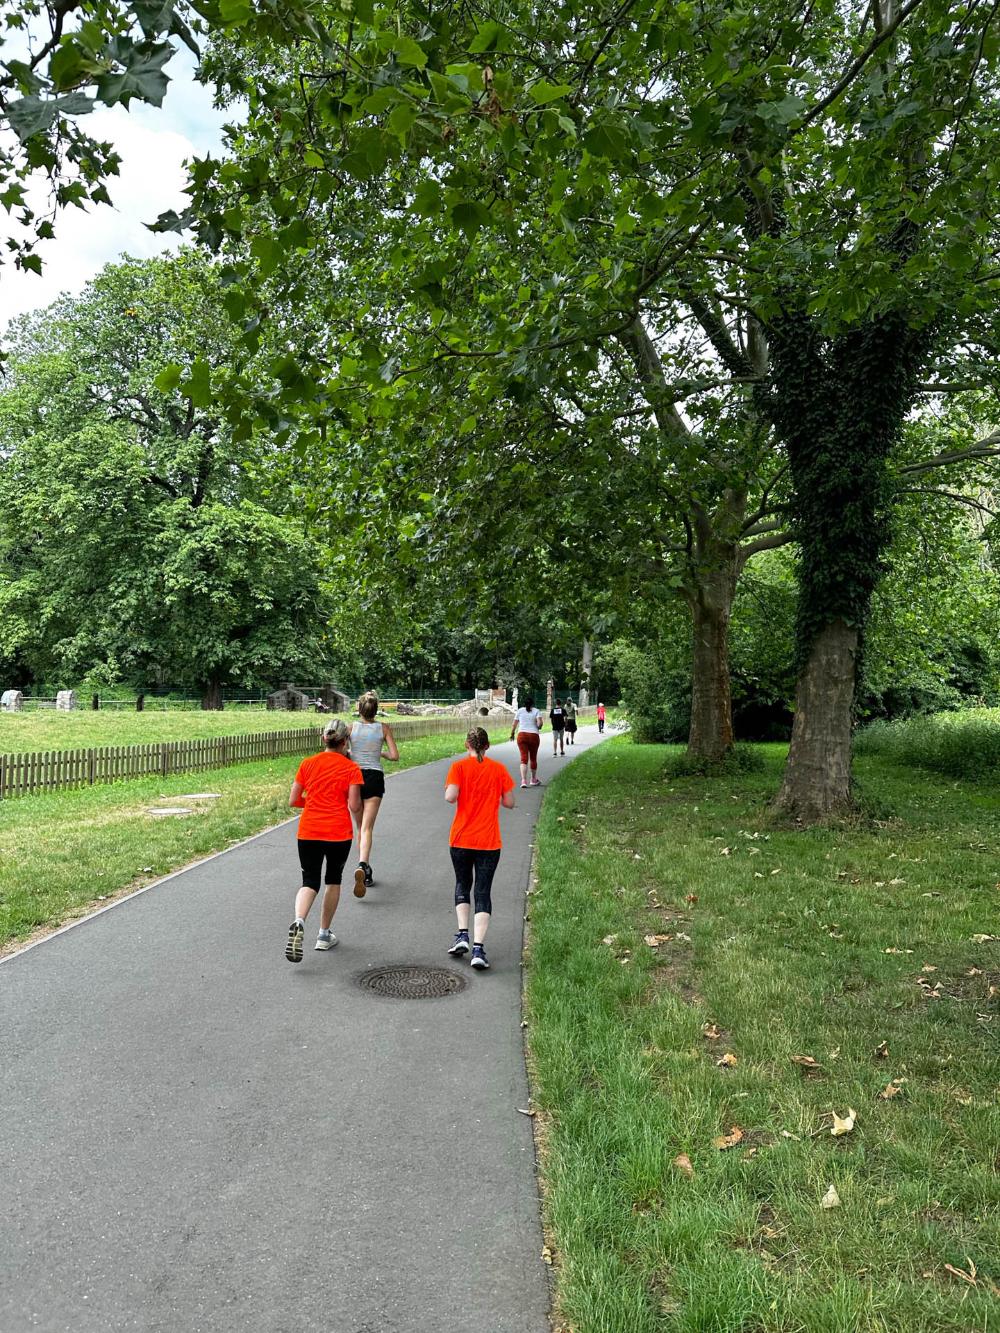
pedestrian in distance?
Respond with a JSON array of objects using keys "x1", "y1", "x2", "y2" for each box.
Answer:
[
  {"x1": 510, "y1": 694, "x2": 544, "y2": 787},
  {"x1": 563, "y1": 696, "x2": 578, "y2": 745},
  {"x1": 285, "y1": 718, "x2": 363, "y2": 961},
  {"x1": 549, "y1": 697, "x2": 566, "y2": 755},
  {"x1": 445, "y1": 727, "x2": 516, "y2": 970},
  {"x1": 350, "y1": 690, "x2": 399, "y2": 895},
  {"x1": 597, "y1": 701, "x2": 606, "y2": 734}
]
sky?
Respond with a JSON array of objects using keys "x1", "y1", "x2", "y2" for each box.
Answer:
[{"x1": 1, "y1": 49, "x2": 233, "y2": 334}]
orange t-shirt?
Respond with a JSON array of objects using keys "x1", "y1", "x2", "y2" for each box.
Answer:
[
  {"x1": 446, "y1": 755, "x2": 515, "y2": 850},
  {"x1": 295, "y1": 750, "x2": 363, "y2": 841}
]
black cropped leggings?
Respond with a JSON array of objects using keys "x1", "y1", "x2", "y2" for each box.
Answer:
[{"x1": 450, "y1": 847, "x2": 501, "y2": 915}]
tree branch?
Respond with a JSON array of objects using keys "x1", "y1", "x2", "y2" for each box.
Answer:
[
  {"x1": 739, "y1": 529, "x2": 795, "y2": 559},
  {"x1": 897, "y1": 431, "x2": 1000, "y2": 476},
  {"x1": 799, "y1": 0, "x2": 928, "y2": 129},
  {"x1": 616, "y1": 317, "x2": 693, "y2": 440},
  {"x1": 900, "y1": 486, "x2": 999, "y2": 518}
]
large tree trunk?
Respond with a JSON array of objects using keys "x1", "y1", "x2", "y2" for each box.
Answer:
[
  {"x1": 773, "y1": 619, "x2": 858, "y2": 819},
  {"x1": 200, "y1": 678, "x2": 224, "y2": 711},
  {"x1": 687, "y1": 560, "x2": 737, "y2": 763}
]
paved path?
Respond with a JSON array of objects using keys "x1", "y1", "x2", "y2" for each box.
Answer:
[{"x1": 0, "y1": 727, "x2": 604, "y2": 1333}]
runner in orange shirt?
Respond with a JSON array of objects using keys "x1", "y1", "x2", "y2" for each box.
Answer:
[
  {"x1": 444, "y1": 727, "x2": 516, "y2": 970},
  {"x1": 285, "y1": 718, "x2": 363, "y2": 961}
]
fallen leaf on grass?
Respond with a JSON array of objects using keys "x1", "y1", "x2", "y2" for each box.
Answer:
[
  {"x1": 716, "y1": 1052, "x2": 738, "y2": 1068},
  {"x1": 920, "y1": 963, "x2": 937, "y2": 973},
  {"x1": 675, "y1": 931, "x2": 692, "y2": 942},
  {"x1": 601, "y1": 934, "x2": 618, "y2": 946},
  {"x1": 742, "y1": 1146, "x2": 758, "y2": 1159},
  {"x1": 967, "y1": 967, "x2": 983, "y2": 977},
  {"x1": 830, "y1": 1108, "x2": 857, "y2": 1137},
  {"x1": 541, "y1": 1246, "x2": 554, "y2": 1265},
  {"x1": 672, "y1": 1153, "x2": 694, "y2": 1178},
  {"x1": 971, "y1": 934, "x2": 997, "y2": 943},
  {"x1": 702, "y1": 1022, "x2": 722, "y2": 1040},
  {"x1": 770, "y1": 868, "x2": 781, "y2": 875},
  {"x1": 685, "y1": 893, "x2": 699, "y2": 904},
  {"x1": 943, "y1": 1259, "x2": 977, "y2": 1286},
  {"x1": 829, "y1": 1046, "x2": 841, "y2": 1061},
  {"x1": 879, "y1": 1080, "x2": 906, "y2": 1100},
  {"x1": 874, "y1": 1041, "x2": 889, "y2": 1059},
  {"x1": 644, "y1": 933, "x2": 672, "y2": 947},
  {"x1": 791, "y1": 1054, "x2": 823, "y2": 1075},
  {"x1": 720, "y1": 847, "x2": 732, "y2": 856},
  {"x1": 780, "y1": 1129, "x2": 801, "y2": 1140},
  {"x1": 885, "y1": 947, "x2": 914, "y2": 955},
  {"x1": 713, "y1": 1126, "x2": 745, "y2": 1150},
  {"x1": 820, "y1": 1184, "x2": 841, "y2": 1209},
  {"x1": 516, "y1": 1107, "x2": 536, "y2": 1117}
]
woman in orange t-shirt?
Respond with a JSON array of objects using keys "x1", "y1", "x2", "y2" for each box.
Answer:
[
  {"x1": 444, "y1": 727, "x2": 516, "y2": 971},
  {"x1": 284, "y1": 718, "x2": 363, "y2": 962}
]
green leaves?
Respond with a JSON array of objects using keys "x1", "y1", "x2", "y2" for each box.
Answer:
[
  {"x1": 393, "y1": 35, "x2": 427, "y2": 69},
  {"x1": 528, "y1": 80, "x2": 573, "y2": 106}
]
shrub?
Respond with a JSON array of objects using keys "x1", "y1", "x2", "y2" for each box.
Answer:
[{"x1": 855, "y1": 707, "x2": 1000, "y2": 780}]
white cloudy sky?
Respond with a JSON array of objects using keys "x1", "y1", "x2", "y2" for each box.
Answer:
[{"x1": 1, "y1": 50, "x2": 233, "y2": 334}]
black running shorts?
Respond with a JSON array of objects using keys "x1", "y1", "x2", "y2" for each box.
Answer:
[
  {"x1": 360, "y1": 769, "x2": 386, "y2": 801},
  {"x1": 297, "y1": 838, "x2": 352, "y2": 891}
]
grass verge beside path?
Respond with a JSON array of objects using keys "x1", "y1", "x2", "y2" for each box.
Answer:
[
  {"x1": 527, "y1": 740, "x2": 999, "y2": 1332},
  {"x1": 0, "y1": 727, "x2": 505, "y2": 954}
]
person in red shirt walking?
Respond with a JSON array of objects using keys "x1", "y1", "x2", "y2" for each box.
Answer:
[
  {"x1": 285, "y1": 718, "x2": 363, "y2": 961},
  {"x1": 444, "y1": 727, "x2": 516, "y2": 970}
]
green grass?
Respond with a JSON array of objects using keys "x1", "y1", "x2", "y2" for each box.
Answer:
[
  {"x1": 0, "y1": 707, "x2": 327, "y2": 753},
  {"x1": 527, "y1": 740, "x2": 1000, "y2": 1333},
  {"x1": 856, "y1": 708, "x2": 1000, "y2": 781},
  {"x1": 0, "y1": 727, "x2": 506, "y2": 952}
]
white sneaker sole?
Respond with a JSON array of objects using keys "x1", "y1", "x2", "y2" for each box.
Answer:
[
  {"x1": 314, "y1": 936, "x2": 339, "y2": 951},
  {"x1": 353, "y1": 867, "x2": 367, "y2": 898}
]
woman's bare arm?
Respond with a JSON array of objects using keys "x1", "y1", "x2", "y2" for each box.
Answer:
[{"x1": 382, "y1": 723, "x2": 400, "y2": 762}]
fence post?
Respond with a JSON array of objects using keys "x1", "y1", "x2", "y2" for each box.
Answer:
[{"x1": 161, "y1": 742, "x2": 169, "y2": 777}]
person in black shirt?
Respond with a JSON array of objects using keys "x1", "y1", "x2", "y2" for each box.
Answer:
[{"x1": 549, "y1": 699, "x2": 566, "y2": 755}]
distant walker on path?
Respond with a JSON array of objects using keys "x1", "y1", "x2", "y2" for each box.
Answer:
[
  {"x1": 285, "y1": 718, "x2": 363, "y2": 961},
  {"x1": 350, "y1": 691, "x2": 400, "y2": 895},
  {"x1": 510, "y1": 696, "x2": 544, "y2": 788},
  {"x1": 444, "y1": 727, "x2": 516, "y2": 971},
  {"x1": 597, "y1": 701, "x2": 606, "y2": 734},
  {"x1": 563, "y1": 696, "x2": 578, "y2": 745},
  {"x1": 549, "y1": 699, "x2": 566, "y2": 756}
]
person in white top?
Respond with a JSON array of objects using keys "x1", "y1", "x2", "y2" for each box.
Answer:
[
  {"x1": 349, "y1": 690, "x2": 399, "y2": 893},
  {"x1": 510, "y1": 695, "x2": 544, "y2": 788}
]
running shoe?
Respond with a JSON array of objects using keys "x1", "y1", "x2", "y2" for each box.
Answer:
[
  {"x1": 447, "y1": 931, "x2": 471, "y2": 957},
  {"x1": 285, "y1": 920, "x2": 304, "y2": 963},
  {"x1": 470, "y1": 944, "x2": 490, "y2": 970},
  {"x1": 530, "y1": 778, "x2": 542, "y2": 787},
  {"x1": 520, "y1": 781, "x2": 528, "y2": 789},
  {"x1": 314, "y1": 931, "x2": 338, "y2": 951},
  {"x1": 362, "y1": 862, "x2": 374, "y2": 887},
  {"x1": 353, "y1": 865, "x2": 367, "y2": 898}
]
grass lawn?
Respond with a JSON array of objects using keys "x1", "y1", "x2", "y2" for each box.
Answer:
[
  {"x1": 0, "y1": 707, "x2": 330, "y2": 754},
  {"x1": 0, "y1": 727, "x2": 506, "y2": 954},
  {"x1": 527, "y1": 739, "x2": 999, "y2": 1332}
]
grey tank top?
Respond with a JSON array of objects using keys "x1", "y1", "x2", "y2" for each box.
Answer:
[{"x1": 351, "y1": 721, "x2": 384, "y2": 771}]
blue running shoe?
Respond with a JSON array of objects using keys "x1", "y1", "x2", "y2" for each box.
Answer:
[
  {"x1": 448, "y1": 931, "x2": 470, "y2": 957},
  {"x1": 470, "y1": 944, "x2": 490, "y2": 970}
]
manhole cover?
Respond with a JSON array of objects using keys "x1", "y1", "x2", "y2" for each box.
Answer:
[{"x1": 357, "y1": 965, "x2": 468, "y2": 999}]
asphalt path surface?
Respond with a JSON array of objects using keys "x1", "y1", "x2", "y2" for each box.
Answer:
[{"x1": 1, "y1": 725, "x2": 605, "y2": 1333}]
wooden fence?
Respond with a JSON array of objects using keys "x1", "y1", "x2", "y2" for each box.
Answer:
[
  {"x1": 0, "y1": 716, "x2": 468, "y2": 800},
  {"x1": 0, "y1": 709, "x2": 599, "y2": 800}
]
